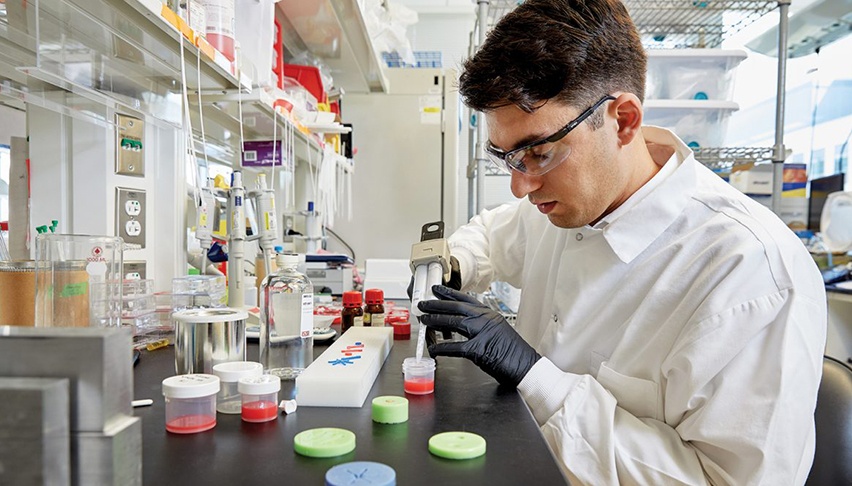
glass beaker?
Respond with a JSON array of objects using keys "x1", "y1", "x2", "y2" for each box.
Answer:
[{"x1": 34, "y1": 234, "x2": 124, "y2": 327}]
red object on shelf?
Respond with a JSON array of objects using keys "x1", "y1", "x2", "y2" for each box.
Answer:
[
  {"x1": 273, "y1": 19, "x2": 284, "y2": 89},
  {"x1": 283, "y1": 64, "x2": 326, "y2": 104}
]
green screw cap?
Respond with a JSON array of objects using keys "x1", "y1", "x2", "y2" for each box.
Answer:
[
  {"x1": 294, "y1": 428, "x2": 356, "y2": 458},
  {"x1": 428, "y1": 431, "x2": 486, "y2": 460}
]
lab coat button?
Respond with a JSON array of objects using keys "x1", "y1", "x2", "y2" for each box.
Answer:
[{"x1": 575, "y1": 233, "x2": 583, "y2": 241}]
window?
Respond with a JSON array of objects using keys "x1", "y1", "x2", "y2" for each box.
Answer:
[
  {"x1": 811, "y1": 148, "x2": 825, "y2": 178},
  {"x1": 837, "y1": 143, "x2": 849, "y2": 175}
]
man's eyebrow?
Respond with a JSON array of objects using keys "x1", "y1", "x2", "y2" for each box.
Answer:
[{"x1": 491, "y1": 130, "x2": 550, "y2": 153}]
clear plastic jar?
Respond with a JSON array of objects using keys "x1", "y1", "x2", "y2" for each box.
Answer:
[
  {"x1": 212, "y1": 361, "x2": 263, "y2": 414},
  {"x1": 402, "y1": 357, "x2": 435, "y2": 395},
  {"x1": 162, "y1": 374, "x2": 220, "y2": 434},
  {"x1": 238, "y1": 375, "x2": 281, "y2": 423}
]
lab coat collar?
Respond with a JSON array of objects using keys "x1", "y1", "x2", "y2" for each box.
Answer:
[{"x1": 599, "y1": 126, "x2": 697, "y2": 264}]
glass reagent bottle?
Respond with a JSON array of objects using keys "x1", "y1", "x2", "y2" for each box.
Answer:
[{"x1": 260, "y1": 253, "x2": 314, "y2": 390}]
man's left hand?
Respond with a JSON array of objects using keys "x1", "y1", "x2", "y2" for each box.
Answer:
[{"x1": 418, "y1": 285, "x2": 541, "y2": 388}]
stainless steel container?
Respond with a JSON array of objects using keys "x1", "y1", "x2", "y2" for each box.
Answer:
[{"x1": 173, "y1": 308, "x2": 248, "y2": 374}]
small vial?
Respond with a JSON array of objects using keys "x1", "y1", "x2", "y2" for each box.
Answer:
[
  {"x1": 239, "y1": 375, "x2": 281, "y2": 423},
  {"x1": 341, "y1": 291, "x2": 363, "y2": 333},
  {"x1": 363, "y1": 289, "x2": 385, "y2": 327},
  {"x1": 402, "y1": 357, "x2": 435, "y2": 395},
  {"x1": 162, "y1": 374, "x2": 220, "y2": 434},
  {"x1": 212, "y1": 361, "x2": 263, "y2": 414}
]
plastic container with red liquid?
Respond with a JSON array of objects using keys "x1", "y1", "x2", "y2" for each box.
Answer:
[
  {"x1": 402, "y1": 357, "x2": 435, "y2": 395},
  {"x1": 162, "y1": 374, "x2": 220, "y2": 434},
  {"x1": 202, "y1": 0, "x2": 235, "y2": 62},
  {"x1": 239, "y1": 375, "x2": 281, "y2": 423}
]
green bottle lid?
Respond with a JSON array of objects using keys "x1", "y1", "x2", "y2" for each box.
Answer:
[
  {"x1": 294, "y1": 428, "x2": 356, "y2": 458},
  {"x1": 371, "y1": 396, "x2": 408, "y2": 424},
  {"x1": 428, "y1": 431, "x2": 486, "y2": 460}
]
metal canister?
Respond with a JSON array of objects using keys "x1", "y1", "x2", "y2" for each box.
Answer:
[
  {"x1": 173, "y1": 308, "x2": 248, "y2": 374},
  {"x1": 0, "y1": 260, "x2": 36, "y2": 326}
]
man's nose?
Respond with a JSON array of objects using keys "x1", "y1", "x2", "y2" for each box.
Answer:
[{"x1": 510, "y1": 170, "x2": 543, "y2": 199}]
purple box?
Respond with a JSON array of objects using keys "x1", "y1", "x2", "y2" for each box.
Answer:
[{"x1": 242, "y1": 140, "x2": 290, "y2": 168}]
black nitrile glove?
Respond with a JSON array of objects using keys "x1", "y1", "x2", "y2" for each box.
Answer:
[{"x1": 418, "y1": 285, "x2": 540, "y2": 388}]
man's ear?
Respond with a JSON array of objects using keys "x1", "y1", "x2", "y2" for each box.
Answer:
[{"x1": 609, "y1": 93, "x2": 643, "y2": 147}]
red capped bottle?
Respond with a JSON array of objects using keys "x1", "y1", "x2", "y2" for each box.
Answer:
[
  {"x1": 341, "y1": 291, "x2": 363, "y2": 333},
  {"x1": 363, "y1": 289, "x2": 385, "y2": 327}
]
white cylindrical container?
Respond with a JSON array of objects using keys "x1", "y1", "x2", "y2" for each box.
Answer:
[
  {"x1": 162, "y1": 374, "x2": 220, "y2": 434},
  {"x1": 238, "y1": 375, "x2": 281, "y2": 423},
  {"x1": 212, "y1": 361, "x2": 263, "y2": 414}
]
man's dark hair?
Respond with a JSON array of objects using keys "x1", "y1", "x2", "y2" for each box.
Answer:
[{"x1": 459, "y1": 0, "x2": 646, "y2": 115}]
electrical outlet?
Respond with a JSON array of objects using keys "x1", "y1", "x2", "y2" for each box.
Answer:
[
  {"x1": 125, "y1": 199, "x2": 141, "y2": 216},
  {"x1": 116, "y1": 187, "x2": 146, "y2": 248},
  {"x1": 124, "y1": 260, "x2": 147, "y2": 280},
  {"x1": 125, "y1": 220, "x2": 142, "y2": 236}
]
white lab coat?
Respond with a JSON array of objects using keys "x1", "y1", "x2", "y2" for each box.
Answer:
[{"x1": 448, "y1": 127, "x2": 827, "y2": 485}]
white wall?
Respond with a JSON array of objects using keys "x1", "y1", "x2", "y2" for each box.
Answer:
[
  {"x1": 0, "y1": 105, "x2": 26, "y2": 146},
  {"x1": 404, "y1": 11, "x2": 521, "y2": 227}
]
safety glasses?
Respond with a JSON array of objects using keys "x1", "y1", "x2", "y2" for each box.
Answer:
[{"x1": 484, "y1": 95, "x2": 615, "y2": 176}]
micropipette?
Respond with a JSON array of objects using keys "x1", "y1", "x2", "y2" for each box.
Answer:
[{"x1": 409, "y1": 222, "x2": 452, "y2": 361}]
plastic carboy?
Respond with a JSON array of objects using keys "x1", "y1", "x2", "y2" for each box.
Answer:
[{"x1": 260, "y1": 253, "x2": 314, "y2": 397}]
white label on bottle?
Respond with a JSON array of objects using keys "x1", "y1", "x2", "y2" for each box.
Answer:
[
  {"x1": 300, "y1": 293, "x2": 314, "y2": 338},
  {"x1": 372, "y1": 313, "x2": 385, "y2": 327},
  {"x1": 353, "y1": 316, "x2": 364, "y2": 327},
  {"x1": 189, "y1": 0, "x2": 206, "y2": 36},
  {"x1": 202, "y1": 0, "x2": 235, "y2": 37}
]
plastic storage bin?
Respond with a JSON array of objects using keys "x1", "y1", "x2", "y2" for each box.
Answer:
[
  {"x1": 646, "y1": 49, "x2": 747, "y2": 101},
  {"x1": 643, "y1": 100, "x2": 739, "y2": 148}
]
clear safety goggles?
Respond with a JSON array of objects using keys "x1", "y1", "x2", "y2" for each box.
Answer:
[{"x1": 484, "y1": 95, "x2": 615, "y2": 176}]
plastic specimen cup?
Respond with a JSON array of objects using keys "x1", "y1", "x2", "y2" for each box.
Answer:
[
  {"x1": 162, "y1": 374, "x2": 220, "y2": 434},
  {"x1": 238, "y1": 375, "x2": 281, "y2": 423},
  {"x1": 402, "y1": 357, "x2": 435, "y2": 395},
  {"x1": 212, "y1": 361, "x2": 263, "y2": 414}
]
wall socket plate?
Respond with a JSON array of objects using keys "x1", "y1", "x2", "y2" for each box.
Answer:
[
  {"x1": 123, "y1": 260, "x2": 147, "y2": 280},
  {"x1": 116, "y1": 187, "x2": 146, "y2": 248},
  {"x1": 116, "y1": 114, "x2": 144, "y2": 177}
]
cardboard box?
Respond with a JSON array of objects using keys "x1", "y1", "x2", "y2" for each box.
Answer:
[{"x1": 730, "y1": 163, "x2": 808, "y2": 196}]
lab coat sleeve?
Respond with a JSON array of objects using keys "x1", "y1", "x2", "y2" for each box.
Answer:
[
  {"x1": 518, "y1": 288, "x2": 825, "y2": 486},
  {"x1": 448, "y1": 200, "x2": 528, "y2": 292}
]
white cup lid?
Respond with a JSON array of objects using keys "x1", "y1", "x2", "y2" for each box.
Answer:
[
  {"x1": 213, "y1": 361, "x2": 263, "y2": 382},
  {"x1": 162, "y1": 374, "x2": 220, "y2": 398},
  {"x1": 238, "y1": 375, "x2": 281, "y2": 395}
]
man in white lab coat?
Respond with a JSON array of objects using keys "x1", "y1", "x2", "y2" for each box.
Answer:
[{"x1": 416, "y1": 0, "x2": 828, "y2": 484}]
